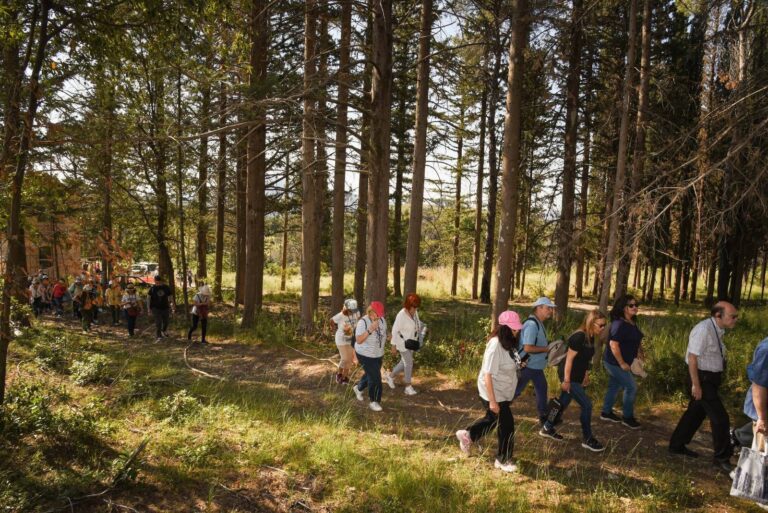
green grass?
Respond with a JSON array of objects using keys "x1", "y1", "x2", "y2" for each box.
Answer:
[{"x1": 3, "y1": 280, "x2": 768, "y2": 511}]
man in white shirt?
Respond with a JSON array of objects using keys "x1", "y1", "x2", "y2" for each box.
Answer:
[{"x1": 669, "y1": 301, "x2": 738, "y2": 474}]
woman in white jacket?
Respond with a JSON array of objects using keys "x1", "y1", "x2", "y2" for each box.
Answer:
[{"x1": 386, "y1": 293, "x2": 422, "y2": 396}]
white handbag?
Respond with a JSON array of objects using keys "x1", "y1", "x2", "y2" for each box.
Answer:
[{"x1": 731, "y1": 429, "x2": 768, "y2": 504}]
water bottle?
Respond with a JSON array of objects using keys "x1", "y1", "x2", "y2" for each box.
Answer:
[{"x1": 418, "y1": 322, "x2": 428, "y2": 344}]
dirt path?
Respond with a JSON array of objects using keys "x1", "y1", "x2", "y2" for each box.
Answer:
[{"x1": 44, "y1": 312, "x2": 749, "y2": 512}]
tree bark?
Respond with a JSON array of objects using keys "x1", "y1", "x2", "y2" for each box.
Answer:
[
  {"x1": 574, "y1": 55, "x2": 593, "y2": 300},
  {"x1": 176, "y1": 70, "x2": 189, "y2": 320},
  {"x1": 403, "y1": 0, "x2": 433, "y2": 296},
  {"x1": 615, "y1": 0, "x2": 651, "y2": 300},
  {"x1": 598, "y1": 0, "x2": 639, "y2": 312},
  {"x1": 281, "y1": 153, "x2": 290, "y2": 292},
  {"x1": 364, "y1": 0, "x2": 393, "y2": 304},
  {"x1": 330, "y1": 0, "x2": 352, "y2": 312},
  {"x1": 213, "y1": 81, "x2": 228, "y2": 302},
  {"x1": 235, "y1": 121, "x2": 246, "y2": 305},
  {"x1": 196, "y1": 79, "x2": 211, "y2": 282},
  {"x1": 492, "y1": 0, "x2": 530, "y2": 323},
  {"x1": 1, "y1": 0, "x2": 50, "y2": 404},
  {"x1": 554, "y1": 0, "x2": 583, "y2": 323},
  {"x1": 451, "y1": 104, "x2": 465, "y2": 297},
  {"x1": 242, "y1": 0, "x2": 268, "y2": 327},
  {"x1": 480, "y1": 35, "x2": 503, "y2": 304},
  {"x1": 471, "y1": 55, "x2": 489, "y2": 300}
]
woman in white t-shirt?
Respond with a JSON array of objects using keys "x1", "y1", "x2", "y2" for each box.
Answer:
[
  {"x1": 455, "y1": 310, "x2": 524, "y2": 473},
  {"x1": 353, "y1": 301, "x2": 387, "y2": 412},
  {"x1": 386, "y1": 293, "x2": 422, "y2": 396},
  {"x1": 330, "y1": 298, "x2": 360, "y2": 384}
]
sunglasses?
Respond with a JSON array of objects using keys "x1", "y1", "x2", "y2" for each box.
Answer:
[
  {"x1": 627, "y1": 303, "x2": 639, "y2": 308},
  {"x1": 595, "y1": 322, "x2": 607, "y2": 328}
]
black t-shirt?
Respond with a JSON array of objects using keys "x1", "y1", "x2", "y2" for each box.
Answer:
[
  {"x1": 557, "y1": 330, "x2": 595, "y2": 384},
  {"x1": 148, "y1": 284, "x2": 172, "y2": 310}
]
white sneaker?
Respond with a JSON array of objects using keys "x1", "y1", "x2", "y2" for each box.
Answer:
[
  {"x1": 456, "y1": 430, "x2": 472, "y2": 455},
  {"x1": 354, "y1": 386, "x2": 364, "y2": 401},
  {"x1": 404, "y1": 385, "x2": 417, "y2": 396},
  {"x1": 494, "y1": 459, "x2": 518, "y2": 473},
  {"x1": 155, "y1": 337, "x2": 163, "y2": 343},
  {"x1": 386, "y1": 374, "x2": 395, "y2": 389},
  {"x1": 369, "y1": 401, "x2": 383, "y2": 412}
]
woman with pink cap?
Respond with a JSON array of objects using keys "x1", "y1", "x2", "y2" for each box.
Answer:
[
  {"x1": 456, "y1": 310, "x2": 524, "y2": 472},
  {"x1": 353, "y1": 301, "x2": 388, "y2": 411}
]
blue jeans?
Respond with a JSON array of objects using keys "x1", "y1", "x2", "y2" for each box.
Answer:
[
  {"x1": 602, "y1": 361, "x2": 638, "y2": 419},
  {"x1": 545, "y1": 382, "x2": 593, "y2": 441},
  {"x1": 514, "y1": 367, "x2": 549, "y2": 421},
  {"x1": 356, "y1": 353, "x2": 383, "y2": 402}
]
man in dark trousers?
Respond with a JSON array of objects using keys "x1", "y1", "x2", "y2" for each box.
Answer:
[
  {"x1": 669, "y1": 301, "x2": 738, "y2": 473},
  {"x1": 147, "y1": 275, "x2": 174, "y2": 342}
]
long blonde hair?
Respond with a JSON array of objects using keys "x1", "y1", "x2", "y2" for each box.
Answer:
[{"x1": 579, "y1": 309, "x2": 607, "y2": 335}]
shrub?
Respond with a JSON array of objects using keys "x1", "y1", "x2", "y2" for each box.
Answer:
[
  {"x1": 70, "y1": 353, "x2": 112, "y2": 385},
  {"x1": 157, "y1": 390, "x2": 202, "y2": 423}
]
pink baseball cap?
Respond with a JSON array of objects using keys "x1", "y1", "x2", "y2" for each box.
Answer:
[
  {"x1": 498, "y1": 310, "x2": 523, "y2": 330},
  {"x1": 370, "y1": 301, "x2": 385, "y2": 318}
]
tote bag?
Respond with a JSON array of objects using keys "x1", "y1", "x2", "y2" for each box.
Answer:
[{"x1": 731, "y1": 430, "x2": 768, "y2": 504}]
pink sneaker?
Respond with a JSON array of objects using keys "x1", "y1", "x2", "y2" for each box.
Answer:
[{"x1": 456, "y1": 429, "x2": 472, "y2": 455}]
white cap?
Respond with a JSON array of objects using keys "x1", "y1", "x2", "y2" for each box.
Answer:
[{"x1": 532, "y1": 297, "x2": 556, "y2": 308}]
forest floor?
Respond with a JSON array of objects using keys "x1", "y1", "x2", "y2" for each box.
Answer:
[{"x1": 2, "y1": 298, "x2": 767, "y2": 513}]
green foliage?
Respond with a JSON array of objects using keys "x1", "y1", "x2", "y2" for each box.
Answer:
[
  {"x1": 70, "y1": 353, "x2": 112, "y2": 385},
  {"x1": 157, "y1": 389, "x2": 202, "y2": 423}
]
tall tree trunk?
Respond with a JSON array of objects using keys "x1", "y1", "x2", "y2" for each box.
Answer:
[
  {"x1": 364, "y1": 0, "x2": 394, "y2": 304},
  {"x1": 353, "y1": 11, "x2": 373, "y2": 307},
  {"x1": 235, "y1": 121, "x2": 246, "y2": 305},
  {"x1": 330, "y1": 0, "x2": 352, "y2": 312},
  {"x1": 99, "y1": 79, "x2": 116, "y2": 283},
  {"x1": 615, "y1": 0, "x2": 651, "y2": 300},
  {"x1": 451, "y1": 104, "x2": 465, "y2": 296},
  {"x1": 760, "y1": 249, "x2": 767, "y2": 301},
  {"x1": 196, "y1": 79, "x2": 211, "y2": 282},
  {"x1": 242, "y1": 0, "x2": 268, "y2": 327},
  {"x1": 554, "y1": 0, "x2": 583, "y2": 323},
  {"x1": 300, "y1": 0, "x2": 320, "y2": 332},
  {"x1": 176, "y1": 70, "x2": 190, "y2": 320},
  {"x1": 392, "y1": 81, "x2": 408, "y2": 298},
  {"x1": 492, "y1": 0, "x2": 530, "y2": 323},
  {"x1": 155, "y1": 72, "x2": 175, "y2": 296},
  {"x1": 598, "y1": 0, "x2": 639, "y2": 312},
  {"x1": 213, "y1": 82, "x2": 228, "y2": 302},
  {"x1": 280, "y1": 153, "x2": 290, "y2": 292},
  {"x1": 480, "y1": 36, "x2": 503, "y2": 304},
  {"x1": 403, "y1": 0, "x2": 433, "y2": 296},
  {"x1": 1, "y1": 0, "x2": 50, "y2": 404},
  {"x1": 471, "y1": 50, "x2": 489, "y2": 300},
  {"x1": 574, "y1": 58, "x2": 593, "y2": 300}
]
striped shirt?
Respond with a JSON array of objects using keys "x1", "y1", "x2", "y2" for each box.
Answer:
[
  {"x1": 685, "y1": 317, "x2": 726, "y2": 372},
  {"x1": 354, "y1": 316, "x2": 387, "y2": 358}
]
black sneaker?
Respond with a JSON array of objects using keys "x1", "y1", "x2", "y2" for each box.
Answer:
[
  {"x1": 539, "y1": 426, "x2": 564, "y2": 441},
  {"x1": 621, "y1": 417, "x2": 641, "y2": 430},
  {"x1": 668, "y1": 445, "x2": 699, "y2": 458},
  {"x1": 600, "y1": 411, "x2": 621, "y2": 423},
  {"x1": 582, "y1": 437, "x2": 606, "y2": 452}
]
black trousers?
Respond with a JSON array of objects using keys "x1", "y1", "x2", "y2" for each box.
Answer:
[
  {"x1": 669, "y1": 371, "x2": 731, "y2": 461},
  {"x1": 187, "y1": 314, "x2": 207, "y2": 342},
  {"x1": 467, "y1": 397, "x2": 515, "y2": 463}
]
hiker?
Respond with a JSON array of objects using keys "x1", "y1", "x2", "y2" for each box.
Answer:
[
  {"x1": 52, "y1": 278, "x2": 67, "y2": 317},
  {"x1": 80, "y1": 283, "x2": 96, "y2": 332},
  {"x1": 539, "y1": 309, "x2": 607, "y2": 452},
  {"x1": 744, "y1": 335, "x2": 768, "y2": 437},
  {"x1": 455, "y1": 310, "x2": 524, "y2": 473},
  {"x1": 386, "y1": 293, "x2": 422, "y2": 396},
  {"x1": 29, "y1": 278, "x2": 44, "y2": 318},
  {"x1": 70, "y1": 277, "x2": 84, "y2": 319},
  {"x1": 40, "y1": 275, "x2": 52, "y2": 314},
  {"x1": 330, "y1": 298, "x2": 360, "y2": 384},
  {"x1": 147, "y1": 275, "x2": 174, "y2": 342},
  {"x1": 669, "y1": 301, "x2": 738, "y2": 473},
  {"x1": 353, "y1": 301, "x2": 388, "y2": 412},
  {"x1": 91, "y1": 279, "x2": 104, "y2": 325},
  {"x1": 187, "y1": 284, "x2": 211, "y2": 344},
  {"x1": 106, "y1": 280, "x2": 123, "y2": 326},
  {"x1": 121, "y1": 283, "x2": 142, "y2": 337},
  {"x1": 514, "y1": 297, "x2": 556, "y2": 425},
  {"x1": 600, "y1": 294, "x2": 644, "y2": 429}
]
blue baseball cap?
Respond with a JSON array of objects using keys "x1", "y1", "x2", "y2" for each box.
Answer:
[{"x1": 532, "y1": 297, "x2": 556, "y2": 308}]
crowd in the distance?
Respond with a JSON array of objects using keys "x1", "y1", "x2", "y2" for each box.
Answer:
[
  {"x1": 331, "y1": 290, "x2": 768, "y2": 502},
  {"x1": 26, "y1": 267, "x2": 212, "y2": 345}
]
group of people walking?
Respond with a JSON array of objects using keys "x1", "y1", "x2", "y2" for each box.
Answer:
[
  {"x1": 334, "y1": 291, "x2": 765, "y2": 481},
  {"x1": 28, "y1": 271, "x2": 212, "y2": 345}
]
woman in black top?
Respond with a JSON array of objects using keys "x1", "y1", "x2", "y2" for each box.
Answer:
[{"x1": 540, "y1": 309, "x2": 607, "y2": 452}]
